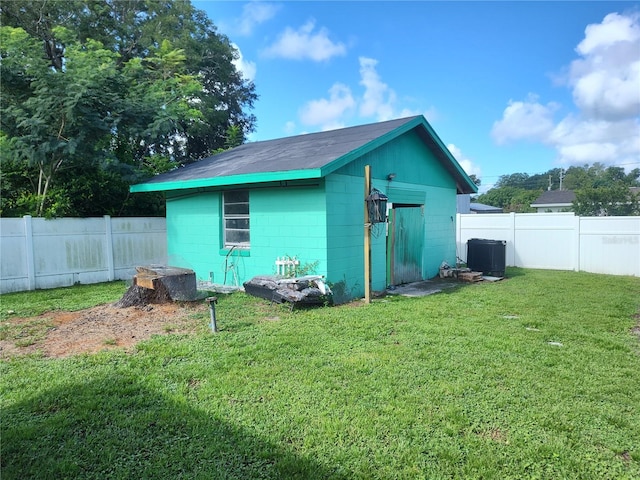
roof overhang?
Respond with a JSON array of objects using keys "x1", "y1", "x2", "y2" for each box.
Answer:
[{"x1": 130, "y1": 168, "x2": 323, "y2": 193}]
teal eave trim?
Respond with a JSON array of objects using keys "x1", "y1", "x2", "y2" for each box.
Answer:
[
  {"x1": 130, "y1": 168, "x2": 324, "y2": 193},
  {"x1": 420, "y1": 117, "x2": 479, "y2": 194}
]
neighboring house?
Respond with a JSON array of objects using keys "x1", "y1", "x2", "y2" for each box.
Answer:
[
  {"x1": 131, "y1": 116, "x2": 477, "y2": 303},
  {"x1": 456, "y1": 194, "x2": 471, "y2": 213},
  {"x1": 457, "y1": 195, "x2": 502, "y2": 214},
  {"x1": 531, "y1": 190, "x2": 576, "y2": 213}
]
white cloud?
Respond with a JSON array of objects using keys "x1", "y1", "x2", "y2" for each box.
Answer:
[
  {"x1": 358, "y1": 58, "x2": 435, "y2": 122},
  {"x1": 549, "y1": 115, "x2": 640, "y2": 164},
  {"x1": 570, "y1": 12, "x2": 640, "y2": 121},
  {"x1": 492, "y1": 12, "x2": 640, "y2": 168},
  {"x1": 283, "y1": 121, "x2": 296, "y2": 135},
  {"x1": 491, "y1": 95, "x2": 560, "y2": 145},
  {"x1": 576, "y1": 12, "x2": 640, "y2": 56},
  {"x1": 263, "y1": 20, "x2": 346, "y2": 61},
  {"x1": 299, "y1": 57, "x2": 435, "y2": 131},
  {"x1": 299, "y1": 83, "x2": 356, "y2": 127},
  {"x1": 237, "y1": 2, "x2": 280, "y2": 36},
  {"x1": 447, "y1": 144, "x2": 482, "y2": 180},
  {"x1": 231, "y1": 43, "x2": 256, "y2": 81},
  {"x1": 359, "y1": 57, "x2": 396, "y2": 120}
]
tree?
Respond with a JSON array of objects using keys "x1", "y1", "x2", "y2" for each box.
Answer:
[
  {"x1": 476, "y1": 187, "x2": 540, "y2": 213},
  {"x1": 1, "y1": 26, "x2": 121, "y2": 216},
  {"x1": 495, "y1": 172, "x2": 531, "y2": 189},
  {"x1": 495, "y1": 172, "x2": 551, "y2": 191},
  {"x1": 573, "y1": 186, "x2": 640, "y2": 216},
  {"x1": 468, "y1": 174, "x2": 481, "y2": 187},
  {"x1": 0, "y1": 0, "x2": 257, "y2": 217}
]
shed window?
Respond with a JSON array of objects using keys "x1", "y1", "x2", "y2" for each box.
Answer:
[{"x1": 223, "y1": 190, "x2": 250, "y2": 248}]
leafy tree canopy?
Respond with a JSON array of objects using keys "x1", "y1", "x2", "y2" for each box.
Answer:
[
  {"x1": 0, "y1": 0, "x2": 257, "y2": 217},
  {"x1": 573, "y1": 186, "x2": 640, "y2": 216},
  {"x1": 476, "y1": 186, "x2": 540, "y2": 213}
]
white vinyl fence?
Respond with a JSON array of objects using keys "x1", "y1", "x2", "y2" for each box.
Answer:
[
  {"x1": 0, "y1": 216, "x2": 167, "y2": 294},
  {"x1": 457, "y1": 213, "x2": 639, "y2": 277}
]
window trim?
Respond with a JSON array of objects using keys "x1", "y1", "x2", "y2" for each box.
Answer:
[{"x1": 223, "y1": 190, "x2": 250, "y2": 249}]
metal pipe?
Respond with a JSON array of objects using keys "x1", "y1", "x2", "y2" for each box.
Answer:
[{"x1": 206, "y1": 296, "x2": 218, "y2": 332}]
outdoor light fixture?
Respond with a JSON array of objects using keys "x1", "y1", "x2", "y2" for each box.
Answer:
[
  {"x1": 366, "y1": 188, "x2": 388, "y2": 224},
  {"x1": 387, "y1": 173, "x2": 396, "y2": 181}
]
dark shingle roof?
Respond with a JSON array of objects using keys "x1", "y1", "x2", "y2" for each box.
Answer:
[
  {"x1": 131, "y1": 116, "x2": 477, "y2": 194},
  {"x1": 531, "y1": 190, "x2": 576, "y2": 205}
]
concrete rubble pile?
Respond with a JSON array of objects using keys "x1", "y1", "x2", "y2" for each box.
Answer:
[{"x1": 243, "y1": 275, "x2": 332, "y2": 307}]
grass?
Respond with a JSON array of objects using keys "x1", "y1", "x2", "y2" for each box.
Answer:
[
  {"x1": 0, "y1": 281, "x2": 127, "y2": 320},
  {"x1": 0, "y1": 317, "x2": 53, "y2": 347},
  {"x1": 1, "y1": 269, "x2": 639, "y2": 479},
  {"x1": 0, "y1": 281, "x2": 127, "y2": 346}
]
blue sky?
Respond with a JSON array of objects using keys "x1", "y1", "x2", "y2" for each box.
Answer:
[{"x1": 193, "y1": 1, "x2": 640, "y2": 191}]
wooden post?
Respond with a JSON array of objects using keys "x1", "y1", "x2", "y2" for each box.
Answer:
[{"x1": 364, "y1": 165, "x2": 371, "y2": 303}]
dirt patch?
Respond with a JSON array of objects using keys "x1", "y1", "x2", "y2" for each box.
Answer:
[
  {"x1": 475, "y1": 427, "x2": 509, "y2": 444},
  {"x1": 0, "y1": 301, "x2": 208, "y2": 359},
  {"x1": 632, "y1": 313, "x2": 640, "y2": 342},
  {"x1": 619, "y1": 450, "x2": 632, "y2": 465}
]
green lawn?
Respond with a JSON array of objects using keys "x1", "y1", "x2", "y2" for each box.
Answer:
[{"x1": 1, "y1": 269, "x2": 639, "y2": 479}]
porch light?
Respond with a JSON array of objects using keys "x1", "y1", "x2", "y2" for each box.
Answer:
[{"x1": 366, "y1": 188, "x2": 388, "y2": 224}]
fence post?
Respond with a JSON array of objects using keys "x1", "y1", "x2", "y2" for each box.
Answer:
[
  {"x1": 508, "y1": 212, "x2": 516, "y2": 267},
  {"x1": 573, "y1": 214, "x2": 581, "y2": 272},
  {"x1": 104, "y1": 215, "x2": 115, "y2": 281},
  {"x1": 456, "y1": 213, "x2": 461, "y2": 262},
  {"x1": 24, "y1": 215, "x2": 36, "y2": 291}
]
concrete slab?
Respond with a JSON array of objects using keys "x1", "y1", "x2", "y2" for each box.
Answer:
[
  {"x1": 197, "y1": 281, "x2": 243, "y2": 294},
  {"x1": 385, "y1": 278, "x2": 459, "y2": 297}
]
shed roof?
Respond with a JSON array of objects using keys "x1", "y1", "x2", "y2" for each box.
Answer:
[
  {"x1": 470, "y1": 202, "x2": 503, "y2": 213},
  {"x1": 131, "y1": 115, "x2": 477, "y2": 194},
  {"x1": 531, "y1": 190, "x2": 576, "y2": 206}
]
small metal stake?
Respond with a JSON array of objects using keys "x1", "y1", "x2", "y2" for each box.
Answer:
[{"x1": 206, "y1": 296, "x2": 218, "y2": 332}]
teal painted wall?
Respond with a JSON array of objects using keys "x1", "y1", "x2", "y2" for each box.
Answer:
[
  {"x1": 166, "y1": 186, "x2": 329, "y2": 288},
  {"x1": 324, "y1": 173, "x2": 388, "y2": 301},
  {"x1": 250, "y1": 186, "x2": 328, "y2": 278},
  {"x1": 330, "y1": 129, "x2": 459, "y2": 293},
  {"x1": 166, "y1": 191, "x2": 221, "y2": 281},
  {"x1": 423, "y1": 186, "x2": 458, "y2": 278},
  {"x1": 337, "y1": 130, "x2": 455, "y2": 189},
  {"x1": 325, "y1": 174, "x2": 364, "y2": 301}
]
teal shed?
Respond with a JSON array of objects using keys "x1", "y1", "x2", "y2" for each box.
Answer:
[{"x1": 131, "y1": 115, "x2": 477, "y2": 303}]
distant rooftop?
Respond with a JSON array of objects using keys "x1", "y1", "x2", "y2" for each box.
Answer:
[
  {"x1": 470, "y1": 202, "x2": 503, "y2": 213},
  {"x1": 531, "y1": 190, "x2": 576, "y2": 206}
]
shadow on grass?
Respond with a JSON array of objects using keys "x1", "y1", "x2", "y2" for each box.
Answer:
[
  {"x1": 503, "y1": 267, "x2": 526, "y2": 278},
  {"x1": 1, "y1": 374, "x2": 347, "y2": 480}
]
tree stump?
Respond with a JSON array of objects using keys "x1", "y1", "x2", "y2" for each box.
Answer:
[
  {"x1": 114, "y1": 283, "x2": 173, "y2": 308},
  {"x1": 115, "y1": 265, "x2": 197, "y2": 308}
]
